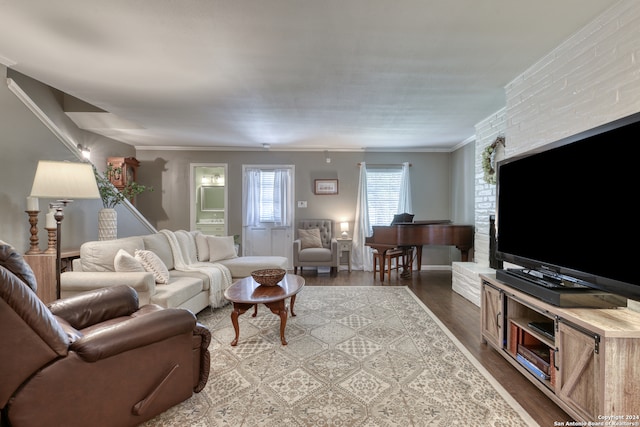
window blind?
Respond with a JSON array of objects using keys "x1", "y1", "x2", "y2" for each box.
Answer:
[
  {"x1": 258, "y1": 170, "x2": 276, "y2": 222},
  {"x1": 366, "y1": 167, "x2": 403, "y2": 226}
]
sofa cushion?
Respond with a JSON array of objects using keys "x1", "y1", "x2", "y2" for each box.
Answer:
[
  {"x1": 141, "y1": 233, "x2": 175, "y2": 270},
  {"x1": 150, "y1": 276, "x2": 204, "y2": 308},
  {"x1": 173, "y1": 230, "x2": 201, "y2": 265},
  {"x1": 81, "y1": 236, "x2": 145, "y2": 272},
  {"x1": 299, "y1": 247, "x2": 332, "y2": 262},
  {"x1": 135, "y1": 250, "x2": 170, "y2": 284},
  {"x1": 217, "y1": 256, "x2": 288, "y2": 278},
  {"x1": 195, "y1": 233, "x2": 209, "y2": 262},
  {"x1": 298, "y1": 228, "x2": 323, "y2": 249},
  {"x1": 114, "y1": 249, "x2": 145, "y2": 272},
  {"x1": 170, "y1": 270, "x2": 210, "y2": 291},
  {"x1": 207, "y1": 236, "x2": 237, "y2": 262}
]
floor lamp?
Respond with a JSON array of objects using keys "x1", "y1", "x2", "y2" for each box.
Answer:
[{"x1": 29, "y1": 160, "x2": 100, "y2": 299}]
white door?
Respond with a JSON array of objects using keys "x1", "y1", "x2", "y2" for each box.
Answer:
[{"x1": 242, "y1": 165, "x2": 295, "y2": 268}]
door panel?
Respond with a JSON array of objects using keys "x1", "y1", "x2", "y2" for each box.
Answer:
[
  {"x1": 242, "y1": 165, "x2": 294, "y2": 268},
  {"x1": 556, "y1": 321, "x2": 600, "y2": 420}
]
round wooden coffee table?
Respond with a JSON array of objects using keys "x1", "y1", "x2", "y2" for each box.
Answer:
[{"x1": 223, "y1": 274, "x2": 305, "y2": 346}]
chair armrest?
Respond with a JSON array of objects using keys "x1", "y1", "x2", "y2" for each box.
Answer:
[
  {"x1": 330, "y1": 238, "x2": 339, "y2": 264},
  {"x1": 193, "y1": 322, "x2": 211, "y2": 392},
  {"x1": 49, "y1": 285, "x2": 139, "y2": 329},
  {"x1": 70, "y1": 308, "x2": 196, "y2": 362},
  {"x1": 293, "y1": 239, "x2": 302, "y2": 264}
]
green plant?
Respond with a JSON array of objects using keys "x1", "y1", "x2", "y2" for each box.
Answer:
[{"x1": 94, "y1": 164, "x2": 153, "y2": 208}]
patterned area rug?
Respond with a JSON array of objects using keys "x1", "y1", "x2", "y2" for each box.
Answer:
[{"x1": 144, "y1": 286, "x2": 538, "y2": 426}]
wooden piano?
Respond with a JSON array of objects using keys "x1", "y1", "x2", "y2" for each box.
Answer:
[{"x1": 365, "y1": 220, "x2": 473, "y2": 280}]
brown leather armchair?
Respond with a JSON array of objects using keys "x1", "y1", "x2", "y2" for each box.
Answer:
[{"x1": 0, "y1": 241, "x2": 211, "y2": 427}]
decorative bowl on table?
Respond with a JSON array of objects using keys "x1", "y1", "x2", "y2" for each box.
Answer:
[{"x1": 251, "y1": 268, "x2": 286, "y2": 287}]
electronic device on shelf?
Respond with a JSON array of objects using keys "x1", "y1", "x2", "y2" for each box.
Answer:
[
  {"x1": 507, "y1": 268, "x2": 591, "y2": 289},
  {"x1": 495, "y1": 268, "x2": 625, "y2": 307},
  {"x1": 495, "y1": 111, "x2": 640, "y2": 305},
  {"x1": 527, "y1": 321, "x2": 555, "y2": 340}
]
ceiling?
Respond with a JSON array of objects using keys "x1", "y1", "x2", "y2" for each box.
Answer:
[{"x1": 0, "y1": 0, "x2": 619, "y2": 151}]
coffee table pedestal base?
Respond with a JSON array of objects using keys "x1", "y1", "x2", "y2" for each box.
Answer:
[{"x1": 230, "y1": 295, "x2": 298, "y2": 346}]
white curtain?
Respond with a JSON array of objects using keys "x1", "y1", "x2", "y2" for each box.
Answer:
[
  {"x1": 272, "y1": 169, "x2": 292, "y2": 226},
  {"x1": 242, "y1": 168, "x2": 261, "y2": 227},
  {"x1": 352, "y1": 162, "x2": 412, "y2": 271},
  {"x1": 242, "y1": 167, "x2": 292, "y2": 227},
  {"x1": 397, "y1": 161, "x2": 413, "y2": 214},
  {"x1": 352, "y1": 162, "x2": 372, "y2": 271}
]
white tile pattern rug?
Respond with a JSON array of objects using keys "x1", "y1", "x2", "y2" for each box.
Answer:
[{"x1": 144, "y1": 286, "x2": 539, "y2": 426}]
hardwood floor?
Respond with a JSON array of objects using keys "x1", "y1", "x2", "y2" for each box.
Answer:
[{"x1": 299, "y1": 268, "x2": 570, "y2": 427}]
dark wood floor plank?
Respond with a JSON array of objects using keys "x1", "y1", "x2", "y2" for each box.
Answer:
[{"x1": 300, "y1": 268, "x2": 569, "y2": 426}]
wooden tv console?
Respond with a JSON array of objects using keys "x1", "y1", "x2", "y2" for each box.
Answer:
[{"x1": 480, "y1": 274, "x2": 640, "y2": 422}]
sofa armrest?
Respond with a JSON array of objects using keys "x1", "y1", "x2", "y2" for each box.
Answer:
[
  {"x1": 49, "y1": 285, "x2": 139, "y2": 329},
  {"x1": 61, "y1": 271, "x2": 156, "y2": 302},
  {"x1": 70, "y1": 308, "x2": 196, "y2": 362}
]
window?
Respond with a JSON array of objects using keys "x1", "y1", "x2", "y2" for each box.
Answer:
[
  {"x1": 258, "y1": 170, "x2": 277, "y2": 222},
  {"x1": 243, "y1": 167, "x2": 292, "y2": 226},
  {"x1": 366, "y1": 167, "x2": 403, "y2": 227}
]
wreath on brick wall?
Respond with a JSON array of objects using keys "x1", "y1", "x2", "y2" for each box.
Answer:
[{"x1": 482, "y1": 136, "x2": 505, "y2": 185}]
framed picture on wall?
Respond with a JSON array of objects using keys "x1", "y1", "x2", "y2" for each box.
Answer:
[{"x1": 314, "y1": 179, "x2": 338, "y2": 195}]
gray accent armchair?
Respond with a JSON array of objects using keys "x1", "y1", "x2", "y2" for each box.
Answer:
[{"x1": 293, "y1": 219, "x2": 339, "y2": 276}]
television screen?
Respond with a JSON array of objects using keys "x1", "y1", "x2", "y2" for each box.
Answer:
[{"x1": 496, "y1": 112, "x2": 640, "y2": 301}]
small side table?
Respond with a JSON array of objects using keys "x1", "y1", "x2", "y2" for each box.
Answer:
[
  {"x1": 23, "y1": 253, "x2": 57, "y2": 304},
  {"x1": 337, "y1": 238, "x2": 352, "y2": 272}
]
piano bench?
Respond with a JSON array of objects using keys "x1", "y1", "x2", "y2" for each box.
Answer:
[{"x1": 373, "y1": 248, "x2": 413, "y2": 281}]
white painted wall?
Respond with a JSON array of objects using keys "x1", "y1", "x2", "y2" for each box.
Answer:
[
  {"x1": 460, "y1": 0, "x2": 640, "y2": 307},
  {"x1": 505, "y1": 0, "x2": 640, "y2": 157},
  {"x1": 473, "y1": 108, "x2": 505, "y2": 268}
]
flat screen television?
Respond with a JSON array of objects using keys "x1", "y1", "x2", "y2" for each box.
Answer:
[{"x1": 495, "y1": 111, "x2": 640, "y2": 302}]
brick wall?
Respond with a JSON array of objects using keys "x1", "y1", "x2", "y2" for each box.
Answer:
[
  {"x1": 462, "y1": 1, "x2": 640, "y2": 309},
  {"x1": 474, "y1": 109, "x2": 505, "y2": 267},
  {"x1": 474, "y1": 0, "x2": 640, "y2": 266},
  {"x1": 505, "y1": 0, "x2": 640, "y2": 157}
]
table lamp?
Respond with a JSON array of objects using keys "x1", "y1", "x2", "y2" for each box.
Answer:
[
  {"x1": 340, "y1": 222, "x2": 349, "y2": 238},
  {"x1": 30, "y1": 160, "x2": 100, "y2": 299}
]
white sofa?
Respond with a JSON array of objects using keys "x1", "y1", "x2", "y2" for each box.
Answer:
[{"x1": 60, "y1": 230, "x2": 288, "y2": 314}]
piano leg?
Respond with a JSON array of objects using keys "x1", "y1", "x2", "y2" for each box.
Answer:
[
  {"x1": 400, "y1": 247, "x2": 413, "y2": 278},
  {"x1": 456, "y1": 246, "x2": 471, "y2": 262}
]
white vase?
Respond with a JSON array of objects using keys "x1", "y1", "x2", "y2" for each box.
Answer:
[{"x1": 98, "y1": 208, "x2": 117, "y2": 241}]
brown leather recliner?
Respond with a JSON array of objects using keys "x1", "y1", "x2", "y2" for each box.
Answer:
[{"x1": 0, "y1": 241, "x2": 211, "y2": 427}]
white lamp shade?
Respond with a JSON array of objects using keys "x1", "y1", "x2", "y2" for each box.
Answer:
[
  {"x1": 30, "y1": 160, "x2": 100, "y2": 200},
  {"x1": 340, "y1": 222, "x2": 349, "y2": 238}
]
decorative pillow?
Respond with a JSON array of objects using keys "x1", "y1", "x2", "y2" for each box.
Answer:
[
  {"x1": 298, "y1": 228, "x2": 323, "y2": 249},
  {"x1": 0, "y1": 240, "x2": 37, "y2": 291},
  {"x1": 114, "y1": 249, "x2": 145, "y2": 272},
  {"x1": 207, "y1": 236, "x2": 238, "y2": 262},
  {"x1": 134, "y1": 249, "x2": 170, "y2": 284},
  {"x1": 195, "y1": 232, "x2": 210, "y2": 262}
]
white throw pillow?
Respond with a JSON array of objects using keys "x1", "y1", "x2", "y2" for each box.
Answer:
[
  {"x1": 114, "y1": 249, "x2": 145, "y2": 272},
  {"x1": 298, "y1": 228, "x2": 323, "y2": 249},
  {"x1": 195, "y1": 232, "x2": 210, "y2": 262},
  {"x1": 135, "y1": 249, "x2": 170, "y2": 284},
  {"x1": 207, "y1": 235, "x2": 238, "y2": 262}
]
